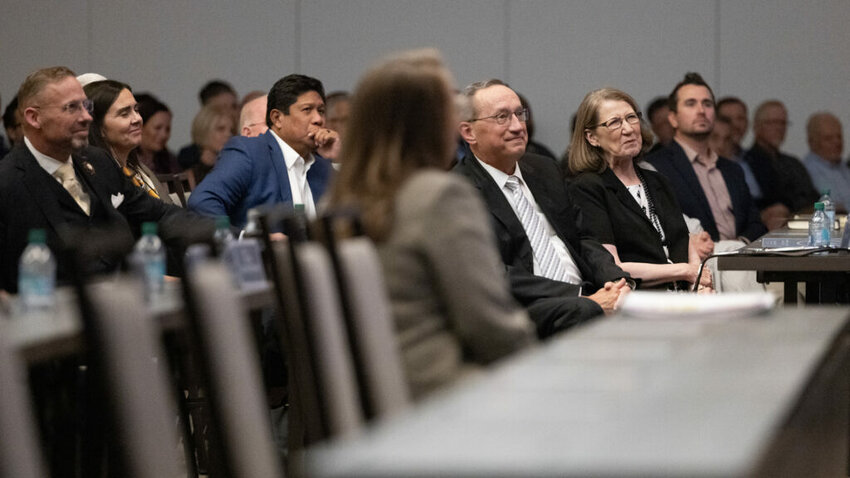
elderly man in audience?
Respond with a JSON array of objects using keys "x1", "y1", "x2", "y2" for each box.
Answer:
[
  {"x1": 744, "y1": 100, "x2": 818, "y2": 229},
  {"x1": 646, "y1": 73, "x2": 766, "y2": 244},
  {"x1": 239, "y1": 94, "x2": 268, "y2": 137},
  {"x1": 188, "y1": 74, "x2": 337, "y2": 228},
  {"x1": 0, "y1": 66, "x2": 214, "y2": 293},
  {"x1": 803, "y1": 112, "x2": 850, "y2": 213},
  {"x1": 453, "y1": 79, "x2": 632, "y2": 339}
]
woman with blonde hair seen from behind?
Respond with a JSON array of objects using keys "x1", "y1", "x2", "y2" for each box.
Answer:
[
  {"x1": 567, "y1": 87, "x2": 712, "y2": 291},
  {"x1": 328, "y1": 48, "x2": 534, "y2": 400}
]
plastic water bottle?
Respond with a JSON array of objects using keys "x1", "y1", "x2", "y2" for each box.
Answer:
[
  {"x1": 809, "y1": 202, "x2": 831, "y2": 246},
  {"x1": 18, "y1": 229, "x2": 56, "y2": 314},
  {"x1": 818, "y1": 189, "x2": 836, "y2": 230},
  {"x1": 134, "y1": 222, "x2": 165, "y2": 304},
  {"x1": 213, "y1": 216, "x2": 234, "y2": 254}
]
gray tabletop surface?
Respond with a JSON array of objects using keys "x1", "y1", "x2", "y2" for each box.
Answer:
[{"x1": 307, "y1": 307, "x2": 850, "y2": 478}]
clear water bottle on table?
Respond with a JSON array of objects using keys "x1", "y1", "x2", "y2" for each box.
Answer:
[
  {"x1": 18, "y1": 228, "x2": 56, "y2": 314},
  {"x1": 134, "y1": 222, "x2": 165, "y2": 304},
  {"x1": 809, "y1": 202, "x2": 831, "y2": 247},
  {"x1": 818, "y1": 189, "x2": 836, "y2": 230}
]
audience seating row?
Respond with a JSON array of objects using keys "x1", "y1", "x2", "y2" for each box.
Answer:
[{"x1": 0, "y1": 208, "x2": 408, "y2": 477}]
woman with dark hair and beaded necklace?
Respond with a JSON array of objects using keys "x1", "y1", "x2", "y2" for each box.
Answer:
[
  {"x1": 567, "y1": 87, "x2": 712, "y2": 291},
  {"x1": 84, "y1": 80, "x2": 174, "y2": 203}
]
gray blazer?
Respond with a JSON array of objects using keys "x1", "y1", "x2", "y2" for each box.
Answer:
[{"x1": 378, "y1": 170, "x2": 535, "y2": 400}]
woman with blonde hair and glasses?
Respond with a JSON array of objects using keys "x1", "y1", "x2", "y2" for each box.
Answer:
[
  {"x1": 328, "y1": 49, "x2": 534, "y2": 399},
  {"x1": 567, "y1": 87, "x2": 711, "y2": 291}
]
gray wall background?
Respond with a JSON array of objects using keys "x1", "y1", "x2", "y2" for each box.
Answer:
[{"x1": 2, "y1": 0, "x2": 848, "y2": 159}]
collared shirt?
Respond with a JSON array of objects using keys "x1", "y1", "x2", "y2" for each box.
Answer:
[
  {"x1": 270, "y1": 129, "x2": 317, "y2": 219},
  {"x1": 677, "y1": 139, "x2": 737, "y2": 240},
  {"x1": 25, "y1": 135, "x2": 69, "y2": 180},
  {"x1": 803, "y1": 152, "x2": 850, "y2": 212},
  {"x1": 476, "y1": 157, "x2": 583, "y2": 285}
]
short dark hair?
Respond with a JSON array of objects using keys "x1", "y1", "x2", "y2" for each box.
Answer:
[
  {"x1": 266, "y1": 74, "x2": 325, "y2": 127},
  {"x1": 199, "y1": 80, "x2": 236, "y2": 105},
  {"x1": 716, "y1": 96, "x2": 747, "y2": 113},
  {"x1": 134, "y1": 93, "x2": 170, "y2": 123},
  {"x1": 646, "y1": 96, "x2": 668, "y2": 120},
  {"x1": 3, "y1": 96, "x2": 19, "y2": 129},
  {"x1": 667, "y1": 72, "x2": 715, "y2": 112}
]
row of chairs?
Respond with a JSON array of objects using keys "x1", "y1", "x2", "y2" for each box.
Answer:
[
  {"x1": 157, "y1": 171, "x2": 196, "y2": 207},
  {"x1": 0, "y1": 208, "x2": 410, "y2": 477},
  {"x1": 259, "y1": 209, "x2": 411, "y2": 466}
]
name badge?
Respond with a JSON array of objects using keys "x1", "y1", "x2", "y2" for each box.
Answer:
[{"x1": 223, "y1": 238, "x2": 267, "y2": 291}]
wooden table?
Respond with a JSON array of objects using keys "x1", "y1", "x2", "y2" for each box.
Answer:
[
  {"x1": 306, "y1": 307, "x2": 850, "y2": 477},
  {"x1": 716, "y1": 229, "x2": 850, "y2": 304}
]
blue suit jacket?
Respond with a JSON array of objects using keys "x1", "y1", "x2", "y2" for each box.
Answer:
[
  {"x1": 188, "y1": 130, "x2": 334, "y2": 227},
  {"x1": 645, "y1": 141, "x2": 766, "y2": 242}
]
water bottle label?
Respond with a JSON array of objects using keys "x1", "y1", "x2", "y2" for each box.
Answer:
[
  {"x1": 144, "y1": 259, "x2": 166, "y2": 299},
  {"x1": 19, "y1": 276, "x2": 56, "y2": 309}
]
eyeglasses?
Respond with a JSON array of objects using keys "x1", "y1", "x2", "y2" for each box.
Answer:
[
  {"x1": 468, "y1": 108, "x2": 529, "y2": 126},
  {"x1": 34, "y1": 99, "x2": 94, "y2": 116},
  {"x1": 592, "y1": 112, "x2": 642, "y2": 131}
]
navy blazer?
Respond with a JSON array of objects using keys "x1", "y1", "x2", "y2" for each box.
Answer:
[
  {"x1": 188, "y1": 130, "x2": 334, "y2": 227},
  {"x1": 645, "y1": 141, "x2": 766, "y2": 242}
]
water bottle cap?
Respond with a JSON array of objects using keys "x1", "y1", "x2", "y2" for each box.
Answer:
[
  {"x1": 814, "y1": 202, "x2": 824, "y2": 211},
  {"x1": 27, "y1": 228, "x2": 46, "y2": 244},
  {"x1": 142, "y1": 222, "x2": 158, "y2": 235},
  {"x1": 215, "y1": 216, "x2": 231, "y2": 229}
]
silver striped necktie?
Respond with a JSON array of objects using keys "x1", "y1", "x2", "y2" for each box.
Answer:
[{"x1": 504, "y1": 175, "x2": 570, "y2": 282}]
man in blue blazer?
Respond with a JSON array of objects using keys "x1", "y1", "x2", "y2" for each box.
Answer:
[
  {"x1": 646, "y1": 73, "x2": 766, "y2": 242},
  {"x1": 189, "y1": 74, "x2": 337, "y2": 228}
]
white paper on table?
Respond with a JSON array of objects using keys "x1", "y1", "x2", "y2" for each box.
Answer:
[{"x1": 620, "y1": 291, "x2": 775, "y2": 320}]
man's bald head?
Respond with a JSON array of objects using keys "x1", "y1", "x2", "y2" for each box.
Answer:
[
  {"x1": 239, "y1": 94, "x2": 268, "y2": 137},
  {"x1": 807, "y1": 112, "x2": 843, "y2": 164}
]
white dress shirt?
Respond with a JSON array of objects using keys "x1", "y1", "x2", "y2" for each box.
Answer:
[
  {"x1": 270, "y1": 130, "x2": 317, "y2": 219},
  {"x1": 476, "y1": 157, "x2": 583, "y2": 284},
  {"x1": 25, "y1": 136, "x2": 69, "y2": 179}
]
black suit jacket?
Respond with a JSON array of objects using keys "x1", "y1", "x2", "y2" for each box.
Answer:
[
  {"x1": 645, "y1": 141, "x2": 766, "y2": 242},
  {"x1": 569, "y1": 167, "x2": 690, "y2": 267},
  {"x1": 744, "y1": 143, "x2": 818, "y2": 213},
  {"x1": 0, "y1": 144, "x2": 214, "y2": 292},
  {"x1": 453, "y1": 152, "x2": 628, "y2": 337}
]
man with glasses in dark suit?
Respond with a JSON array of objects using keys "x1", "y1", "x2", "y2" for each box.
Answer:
[{"x1": 454, "y1": 79, "x2": 631, "y2": 339}]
